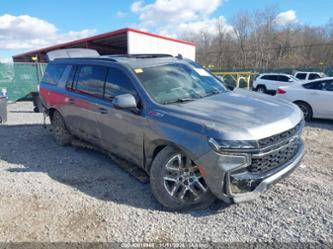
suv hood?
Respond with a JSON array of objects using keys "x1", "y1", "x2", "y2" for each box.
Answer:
[{"x1": 157, "y1": 89, "x2": 303, "y2": 140}]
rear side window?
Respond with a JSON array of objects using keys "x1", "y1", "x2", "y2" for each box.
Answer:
[
  {"x1": 76, "y1": 65, "x2": 107, "y2": 97},
  {"x1": 104, "y1": 68, "x2": 136, "y2": 99},
  {"x1": 43, "y1": 64, "x2": 67, "y2": 85},
  {"x1": 278, "y1": 75, "x2": 290, "y2": 82},
  {"x1": 308, "y1": 73, "x2": 320, "y2": 80},
  {"x1": 324, "y1": 81, "x2": 333, "y2": 91},
  {"x1": 295, "y1": 73, "x2": 306, "y2": 80},
  {"x1": 261, "y1": 75, "x2": 278, "y2": 81}
]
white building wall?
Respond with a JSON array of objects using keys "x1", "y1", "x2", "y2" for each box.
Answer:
[{"x1": 127, "y1": 31, "x2": 196, "y2": 61}]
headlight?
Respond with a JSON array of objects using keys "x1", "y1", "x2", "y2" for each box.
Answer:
[{"x1": 208, "y1": 137, "x2": 258, "y2": 152}]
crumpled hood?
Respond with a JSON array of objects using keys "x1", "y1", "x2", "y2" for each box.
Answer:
[{"x1": 156, "y1": 89, "x2": 303, "y2": 140}]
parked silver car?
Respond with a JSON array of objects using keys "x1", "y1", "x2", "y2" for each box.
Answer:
[
  {"x1": 276, "y1": 77, "x2": 333, "y2": 120},
  {"x1": 40, "y1": 54, "x2": 305, "y2": 210}
]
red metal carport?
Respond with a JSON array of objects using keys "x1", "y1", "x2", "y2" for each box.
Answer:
[{"x1": 12, "y1": 28, "x2": 195, "y2": 63}]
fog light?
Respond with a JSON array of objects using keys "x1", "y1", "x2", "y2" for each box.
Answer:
[{"x1": 229, "y1": 176, "x2": 261, "y2": 194}]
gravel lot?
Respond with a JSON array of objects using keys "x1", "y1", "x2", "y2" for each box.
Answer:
[{"x1": 0, "y1": 102, "x2": 332, "y2": 243}]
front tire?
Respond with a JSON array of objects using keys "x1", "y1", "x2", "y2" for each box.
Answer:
[
  {"x1": 150, "y1": 146, "x2": 215, "y2": 211},
  {"x1": 256, "y1": 85, "x2": 266, "y2": 94},
  {"x1": 295, "y1": 101, "x2": 312, "y2": 121},
  {"x1": 51, "y1": 111, "x2": 72, "y2": 145}
]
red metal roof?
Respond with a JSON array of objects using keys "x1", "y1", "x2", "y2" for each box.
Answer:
[
  {"x1": 12, "y1": 27, "x2": 195, "y2": 59},
  {"x1": 126, "y1": 28, "x2": 195, "y2": 46}
]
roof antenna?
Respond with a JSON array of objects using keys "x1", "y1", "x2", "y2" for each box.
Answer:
[{"x1": 176, "y1": 53, "x2": 183, "y2": 59}]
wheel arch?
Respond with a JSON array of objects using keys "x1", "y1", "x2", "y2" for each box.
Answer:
[
  {"x1": 256, "y1": 84, "x2": 267, "y2": 90},
  {"x1": 144, "y1": 139, "x2": 198, "y2": 172},
  {"x1": 293, "y1": 100, "x2": 313, "y2": 118},
  {"x1": 48, "y1": 108, "x2": 66, "y2": 123},
  {"x1": 48, "y1": 107, "x2": 58, "y2": 122},
  {"x1": 293, "y1": 100, "x2": 313, "y2": 110}
]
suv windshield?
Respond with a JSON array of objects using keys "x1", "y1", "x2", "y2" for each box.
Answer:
[{"x1": 134, "y1": 63, "x2": 226, "y2": 104}]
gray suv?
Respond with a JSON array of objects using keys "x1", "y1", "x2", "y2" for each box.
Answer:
[{"x1": 40, "y1": 54, "x2": 305, "y2": 210}]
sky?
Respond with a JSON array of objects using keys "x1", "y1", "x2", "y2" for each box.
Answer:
[{"x1": 1, "y1": 0, "x2": 333, "y2": 61}]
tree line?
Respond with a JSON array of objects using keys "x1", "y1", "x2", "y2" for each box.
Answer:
[{"x1": 181, "y1": 7, "x2": 333, "y2": 71}]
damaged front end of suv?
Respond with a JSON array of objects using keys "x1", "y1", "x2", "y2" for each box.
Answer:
[{"x1": 199, "y1": 121, "x2": 304, "y2": 203}]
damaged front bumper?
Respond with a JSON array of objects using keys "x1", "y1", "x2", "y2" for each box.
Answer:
[{"x1": 196, "y1": 140, "x2": 305, "y2": 203}]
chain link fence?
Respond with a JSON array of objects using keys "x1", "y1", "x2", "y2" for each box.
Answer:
[
  {"x1": 211, "y1": 67, "x2": 333, "y2": 75},
  {"x1": 0, "y1": 63, "x2": 46, "y2": 102},
  {"x1": 211, "y1": 67, "x2": 333, "y2": 88}
]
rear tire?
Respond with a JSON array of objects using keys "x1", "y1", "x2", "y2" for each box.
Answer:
[
  {"x1": 51, "y1": 111, "x2": 72, "y2": 145},
  {"x1": 294, "y1": 101, "x2": 312, "y2": 121},
  {"x1": 256, "y1": 85, "x2": 266, "y2": 94},
  {"x1": 150, "y1": 146, "x2": 216, "y2": 211}
]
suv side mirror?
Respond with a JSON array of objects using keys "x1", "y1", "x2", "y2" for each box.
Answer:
[{"x1": 112, "y1": 94, "x2": 137, "y2": 109}]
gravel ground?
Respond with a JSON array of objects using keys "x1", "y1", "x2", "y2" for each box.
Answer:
[{"x1": 0, "y1": 102, "x2": 332, "y2": 243}]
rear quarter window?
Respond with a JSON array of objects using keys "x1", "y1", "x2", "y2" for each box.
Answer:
[{"x1": 42, "y1": 64, "x2": 68, "y2": 85}]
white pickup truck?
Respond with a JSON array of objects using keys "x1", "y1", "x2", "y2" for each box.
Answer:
[{"x1": 294, "y1": 71, "x2": 327, "y2": 81}]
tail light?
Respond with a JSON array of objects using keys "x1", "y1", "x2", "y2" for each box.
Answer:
[{"x1": 276, "y1": 88, "x2": 286, "y2": 94}]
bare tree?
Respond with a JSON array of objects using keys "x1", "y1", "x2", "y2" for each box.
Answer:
[
  {"x1": 181, "y1": 6, "x2": 333, "y2": 71},
  {"x1": 231, "y1": 11, "x2": 252, "y2": 69}
]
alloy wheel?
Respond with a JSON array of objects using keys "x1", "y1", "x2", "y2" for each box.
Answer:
[
  {"x1": 298, "y1": 104, "x2": 310, "y2": 120},
  {"x1": 162, "y1": 154, "x2": 208, "y2": 203},
  {"x1": 257, "y1": 87, "x2": 265, "y2": 93}
]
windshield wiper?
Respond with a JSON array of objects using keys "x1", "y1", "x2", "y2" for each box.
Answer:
[
  {"x1": 162, "y1": 97, "x2": 197, "y2": 105},
  {"x1": 202, "y1": 90, "x2": 222, "y2": 98}
]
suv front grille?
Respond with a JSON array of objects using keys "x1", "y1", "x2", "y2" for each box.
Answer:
[
  {"x1": 248, "y1": 122, "x2": 303, "y2": 174},
  {"x1": 258, "y1": 122, "x2": 302, "y2": 150},
  {"x1": 249, "y1": 140, "x2": 300, "y2": 174}
]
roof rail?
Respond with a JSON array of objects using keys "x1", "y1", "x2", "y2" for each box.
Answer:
[
  {"x1": 53, "y1": 53, "x2": 183, "y2": 62},
  {"x1": 105, "y1": 54, "x2": 174, "y2": 59},
  {"x1": 54, "y1": 57, "x2": 118, "y2": 62}
]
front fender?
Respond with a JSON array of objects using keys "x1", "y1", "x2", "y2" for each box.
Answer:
[{"x1": 144, "y1": 119, "x2": 212, "y2": 170}]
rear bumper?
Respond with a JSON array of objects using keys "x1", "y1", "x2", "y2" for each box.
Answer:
[{"x1": 196, "y1": 140, "x2": 305, "y2": 203}]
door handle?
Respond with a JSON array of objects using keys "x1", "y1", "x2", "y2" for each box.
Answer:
[
  {"x1": 310, "y1": 92, "x2": 319, "y2": 95},
  {"x1": 98, "y1": 107, "x2": 108, "y2": 114},
  {"x1": 68, "y1": 98, "x2": 75, "y2": 104}
]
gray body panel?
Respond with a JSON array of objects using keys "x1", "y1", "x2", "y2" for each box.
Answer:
[
  {"x1": 39, "y1": 56, "x2": 305, "y2": 203},
  {"x1": 156, "y1": 89, "x2": 303, "y2": 141}
]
